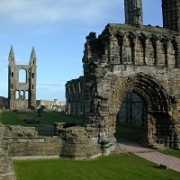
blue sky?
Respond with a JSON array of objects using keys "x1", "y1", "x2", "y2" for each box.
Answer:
[{"x1": 0, "y1": 0, "x2": 162, "y2": 101}]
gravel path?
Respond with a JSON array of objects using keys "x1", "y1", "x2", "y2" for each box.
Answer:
[
  {"x1": 117, "y1": 142, "x2": 180, "y2": 173},
  {"x1": 135, "y1": 151, "x2": 180, "y2": 172}
]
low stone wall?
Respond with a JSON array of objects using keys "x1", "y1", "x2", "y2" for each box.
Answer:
[
  {"x1": 0, "y1": 124, "x2": 62, "y2": 158},
  {"x1": 3, "y1": 137, "x2": 62, "y2": 157},
  {"x1": 0, "y1": 123, "x2": 115, "y2": 160}
]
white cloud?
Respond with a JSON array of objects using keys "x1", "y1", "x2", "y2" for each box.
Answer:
[
  {"x1": 0, "y1": 0, "x2": 123, "y2": 24},
  {"x1": 37, "y1": 83, "x2": 63, "y2": 91}
]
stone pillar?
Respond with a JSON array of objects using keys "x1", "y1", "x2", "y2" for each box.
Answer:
[
  {"x1": 144, "y1": 38, "x2": 147, "y2": 65},
  {"x1": 124, "y1": 0, "x2": 143, "y2": 27}
]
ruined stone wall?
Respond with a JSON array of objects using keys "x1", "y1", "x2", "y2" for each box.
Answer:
[
  {"x1": 0, "y1": 124, "x2": 62, "y2": 157},
  {"x1": 0, "y1": 97, "x2": 8, "y2": 109},
  {"x1": 66, "y1": 76, "x2": 84, "y2": 115},
  {"x1": 0, "y1": 124, "x2": 103, "y2": 159},
  {"x1": 0, "y1": 124, "x2": 5, "y2": 155},
  {"x1": 4, "y1": 137, "x2": 61, "y2": 157},
  {"x1": 81, "y1": 24, "x2": 180, "y2": 148},
  {"x1": 66, "y1": 23, "x2": 180, "y2": 149}
]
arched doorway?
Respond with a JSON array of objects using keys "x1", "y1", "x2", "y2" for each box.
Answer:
[
  {"x1": 109, "y1": 73, "x2": 174, "y2": 148},
  {"x1": 115, "y1": 91, "x2": 147, "y2": 143},
  {"x1": 117, "y1": 91, "x2": 147, "y2": 126}
]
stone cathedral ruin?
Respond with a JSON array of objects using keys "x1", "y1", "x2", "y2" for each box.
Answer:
[
  {"x1": 66, "y1": 0, "x2": 180, "y2": 151},
  {"x1": 0, "y1": 0, "x2": 180, "y2": 163}
]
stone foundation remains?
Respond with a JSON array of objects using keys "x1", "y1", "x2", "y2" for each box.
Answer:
[{"x1": 0, "y1": 123, "x2": 113, "y2": 160}]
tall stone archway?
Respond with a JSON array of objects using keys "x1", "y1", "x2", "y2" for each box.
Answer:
[{"x1": 108, "y1": 73, "x2": 173, "y2": 147}]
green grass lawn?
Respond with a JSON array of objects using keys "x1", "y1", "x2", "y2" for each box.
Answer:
[
  {"x1": 0, "y1": 110, "x2": 83, "y2": 126},
  {"x1": 1, "y1": 111, "x2": 180, "y2": 179},
  {"x1": 115, "y1": 122, "x2": 147, "y2": 143},
  {"x1": 159, "y1": 149, "x2": 180, "y2": 159},
  {"x1": 13, "y1": 154, "x2": 180, "y2": 180}
]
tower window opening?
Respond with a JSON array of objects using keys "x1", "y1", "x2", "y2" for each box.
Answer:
[
  {"x1": 19, "y1": 69, "x2": 27, "y2": 83},
  {"x1": 25, "y1": 91, "x2": 29, "y2": 100},
  {"x1": 15, "y1": 91, "x2": 19, "y2": 99}
]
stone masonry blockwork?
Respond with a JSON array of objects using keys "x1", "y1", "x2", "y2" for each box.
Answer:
[
  {"x1": 66, "y1": 3, "x2": 180, "y2": 149},
  {"x1": 8, "y1": 46, "x2": 37, "y2": 110}
]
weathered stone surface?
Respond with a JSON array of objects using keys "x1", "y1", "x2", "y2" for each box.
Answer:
[
  {"x1": 66, "y1": 1, "x2": 180, "y2": 150},
  {"x1": 4, "y1": 125, "x2": 38, "y2": 138},
  {"x1": 0, "y1": 124, "x2": 62, "y2": 157},
  {"x1": 8, "y1": 46, "x2": 37, "y2": 110},
  {"x1": 59, "y1": 126, "x2": 102, "y2": 159}
]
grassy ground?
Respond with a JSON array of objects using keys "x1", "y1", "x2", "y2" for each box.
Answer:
[
  {"x1": 0, "y1": 110, "x2": 83, "y2": 126},
  {"x1": 1, "y1": 111, "x2": 179, "y2": 179},
  {"x1": 13, "y1": 154, "x2": 180, "y2": 180},
  {"x1": 115, "y1": 123, "x2": 180, "y2": 158},
  {"x1": 115, "y1": 122, "x2": 147, "y2": 143},
  {"x1": 159, "y1": 149, "x2": 180, "y2": 159}
]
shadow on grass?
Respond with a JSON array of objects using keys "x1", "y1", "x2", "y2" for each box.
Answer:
[{"x1": 115, "y1": 122, "x2": 147, "y2": 144}]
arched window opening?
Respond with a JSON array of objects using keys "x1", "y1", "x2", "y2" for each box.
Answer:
[
  {"x1": 19, "y1": 69, "x2": 27, "y2": 83},
  {"x1": 15, "y1": 91, "x2": 19, "y2": 99},
  {"x1": 146, "y1": 38, "x2": 156, "y2": 65},
  {"x1": 136, "y1": 36, "x2": 145, "y2": 65},
  {"x1": 124, "y1": 36, "x2": 133, "y2": 64},
  {"x1": 25, "y1": 91, "x2": 29, "y2": 100}
]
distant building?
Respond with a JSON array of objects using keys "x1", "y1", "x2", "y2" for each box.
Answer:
[{"x1": 36, "y1": 99, "x2": 66, "y2": 112}]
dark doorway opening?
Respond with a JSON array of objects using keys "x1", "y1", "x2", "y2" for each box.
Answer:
[{"x1": 115, "y1": 92, "x2": 147, "y2": 143}]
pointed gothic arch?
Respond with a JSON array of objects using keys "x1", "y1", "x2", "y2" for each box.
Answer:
[
  {"x1": 19, "y1": 69, "x2": 27, "y2": 83},
  {"x1": 108, "y1": 73, "x2": 173, "y2": 147}
]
